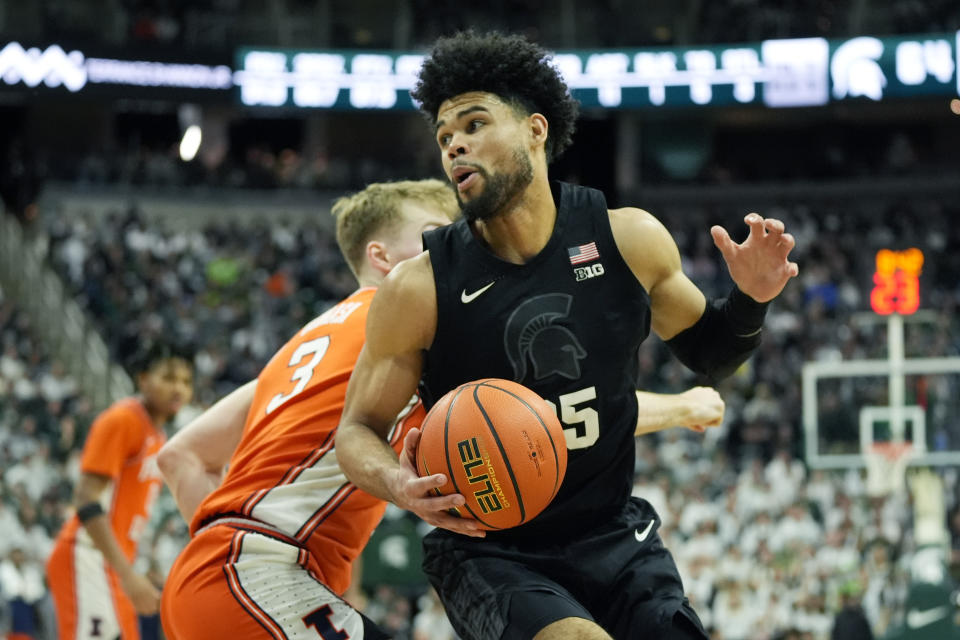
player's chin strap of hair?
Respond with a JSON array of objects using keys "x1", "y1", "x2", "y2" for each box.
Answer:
[
  {"x1": 665, "y1": 286, "x2": 769, "y2": 382},
  {"x1": 76, "y1": 502, "x2": 105, "y2": 523}
]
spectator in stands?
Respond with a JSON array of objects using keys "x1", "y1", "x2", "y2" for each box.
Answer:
[
  {"x1": 14, "y1": 502, "x2": 52, "y2": 567},
  {"x1": 831, "y1": 580, "x2": 874, "y2": 640},
  {"x1": 0, "y1": 499, "x2": 28, "y2": 563},
  {"x1": 4, "y1": 443, "x2": 57, "y2": 505},
  {"x1": 36, "y1": 362, "x2": 77, "y2": 405},
  {"x1": 712, "y1": 580, "x2": 758, "y2": 640},
  {"x1": 770, "y1": 502, "x2": 823, "y2": 552},
  {"x1": 0, "y1": 547, "x2": 47, "y2": 640}
]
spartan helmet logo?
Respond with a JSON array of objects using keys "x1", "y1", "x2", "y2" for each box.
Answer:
[{"x1": 503, "y1": 294, "x2": 587, "y2": 382}]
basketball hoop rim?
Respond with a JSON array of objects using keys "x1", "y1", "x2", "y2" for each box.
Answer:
[{"x1": 864, "y1": 442, "x2": 915, "y2": 498}]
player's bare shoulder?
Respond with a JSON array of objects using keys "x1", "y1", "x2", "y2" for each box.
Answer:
[
  {"x1": 368, "y1": 251, "x2": 438, "y2": 350},
  {"x1": 379, "y1": 251, "x2": 436, "y2": 301},
  {"x1": 607, "y1": 207, "x2": 681, "y2": 290}
]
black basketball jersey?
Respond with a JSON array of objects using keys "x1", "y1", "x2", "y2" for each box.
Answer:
[{"x1": 422, "y1": 180, "x2": 652, "y2": 543}]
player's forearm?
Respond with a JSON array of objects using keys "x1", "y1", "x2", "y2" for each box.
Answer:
[
  {"x1": 158, "y1": 445, "x2": 222, "y2": 523},
  {"x1": 634, "y1": 391, "x2": 692, "y2": 436},
  {"x1": 75, "y1": 477, "x2": 134, "y2": 577},
  {"x1": 157, "y1": 380, "x2": 255, "y2": 521},
  {"x1": 635, "y1": 387, "x2": 724, "y2": 436},
  {"x1": 172, "y1": 475, "x2": 220, "y2": 524},
  {"x1": 335, "y1": 421, "x2": 404, "y2": 503},
  {"x1": 160, "y1": 380, "x2": 254, "y2": 473},
  {"x1": 81, "y1": 515, "x2": 136, "y2": 579},
  {"x1": 664, "y1": 287, "x2": 768, "y2": 381}
]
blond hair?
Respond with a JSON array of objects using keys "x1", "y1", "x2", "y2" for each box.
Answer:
[{"x1": 331, "y1": 179, "x2": 458, "y2": 277}]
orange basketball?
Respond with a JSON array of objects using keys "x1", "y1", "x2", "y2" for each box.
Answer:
[{"x1": 416, "y1": 378, "x2": 567, "y2": 531}]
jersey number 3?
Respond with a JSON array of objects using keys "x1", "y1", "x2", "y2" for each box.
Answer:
[{"x1": 265, "y1": 336, "x2": 331, "y2": 415}]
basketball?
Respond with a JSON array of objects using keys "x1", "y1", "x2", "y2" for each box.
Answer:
[{"x1": 415, "y1": 379, "x2": 567, "y2": 530}]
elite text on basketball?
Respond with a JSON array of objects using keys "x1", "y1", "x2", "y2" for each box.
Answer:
[{"x1": 457, "y1": 437, "x2": 510, "y2": 514}]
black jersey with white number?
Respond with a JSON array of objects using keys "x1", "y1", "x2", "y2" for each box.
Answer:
[{"x1": 421, "y1": 181, "x2": 652, "y2": 543}]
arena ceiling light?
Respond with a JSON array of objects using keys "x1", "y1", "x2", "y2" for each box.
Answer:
[{"x1": 179, "y1": 125, "x2": 202, "y2": 162}]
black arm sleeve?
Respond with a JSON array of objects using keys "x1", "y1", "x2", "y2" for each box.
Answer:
[{"x1": 664, "y1": 286, "x2": 769, "y2": 382}]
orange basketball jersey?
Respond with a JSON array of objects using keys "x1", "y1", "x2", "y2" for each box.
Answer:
[
  {"x1": 47, "y1": 397, "x2": 165, "y2": 640},
  {"x1": 192, "y1": 287, "x2": 423, "y2": 595},
  {"x1": 52, "y1": 397, "x2": 166, "y2": 559}
]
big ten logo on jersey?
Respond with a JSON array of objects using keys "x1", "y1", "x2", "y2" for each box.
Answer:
[
  {"x1": 458, "y1": 437, "x2": 509, "y2": 513},
  {"x1": 574, "y1": 263, "x2": 605, "y2": 282}
]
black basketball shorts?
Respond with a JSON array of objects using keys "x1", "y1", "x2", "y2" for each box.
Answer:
[{"x1": 422, "y1": 496, "x2": 709, "y2": 640}]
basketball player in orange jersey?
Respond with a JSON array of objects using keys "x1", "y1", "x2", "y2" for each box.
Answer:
[
  {"x1": 46, "y1": 343, "x2": 194, "y2": 640},
  {"x1": 336, "y1": 31, "x2": 798, "y2": 640},
  {"x1": 155, "y1": 180, "x2": 459, "y2": 640}
]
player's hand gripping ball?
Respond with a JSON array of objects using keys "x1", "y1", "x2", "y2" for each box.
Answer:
[{"x1": 416, "y1": 379, "x2": 567, "y2": 530}]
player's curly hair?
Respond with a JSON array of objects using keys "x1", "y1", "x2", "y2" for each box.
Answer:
[{"x1": 411, "y1": 31, "x2": 579, "y2": 163}]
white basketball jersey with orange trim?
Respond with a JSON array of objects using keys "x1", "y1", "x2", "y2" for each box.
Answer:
[{"x1": 192, "y1": 287, "x2": 424, "y2": 594}]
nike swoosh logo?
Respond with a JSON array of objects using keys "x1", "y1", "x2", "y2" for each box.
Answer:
[
  {"x1": 634, "y1": 520, "x2": 655, "y2": 543},
  {"x1": 906, "y1": 605, "x2": 950, "y2": 628},
  {"x1": 461, "y1": 281, "x2": 495, "y2": 303}
]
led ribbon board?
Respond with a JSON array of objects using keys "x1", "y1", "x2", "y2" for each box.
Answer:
[
  {"x1": 234, "y1": 32, "x2": 959, "y2": 109},
  {"x1": 2, "y1": 32, "x2": 956, "y2": 107}
]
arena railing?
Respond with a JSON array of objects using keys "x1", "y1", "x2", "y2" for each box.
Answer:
[{"x1": 0, "y1": 212, "x2": 133, "y2": 410}]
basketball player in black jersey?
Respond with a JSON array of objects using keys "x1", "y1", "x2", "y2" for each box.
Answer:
[{"x1": 337, "y1": 31, "x2": 798, "y2": 640}]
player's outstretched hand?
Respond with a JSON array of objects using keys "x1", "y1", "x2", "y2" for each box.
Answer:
[
  {"x1": 121, "y1": 571, "x2": 161, "y2": 615},
  {"x1": 677, "y1": 386, "x2": 725, "y2": 433},
  {"x1": 391, "y1": 428, "x2": 486, "y2": 538},
  {"x1": 711, "y1": 213, "x2": 799, "y2": 303}
]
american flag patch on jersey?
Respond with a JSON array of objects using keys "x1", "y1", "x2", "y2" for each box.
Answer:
[{"x1": 568, "y1": 242, "x2": 600, "y2": 265}]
